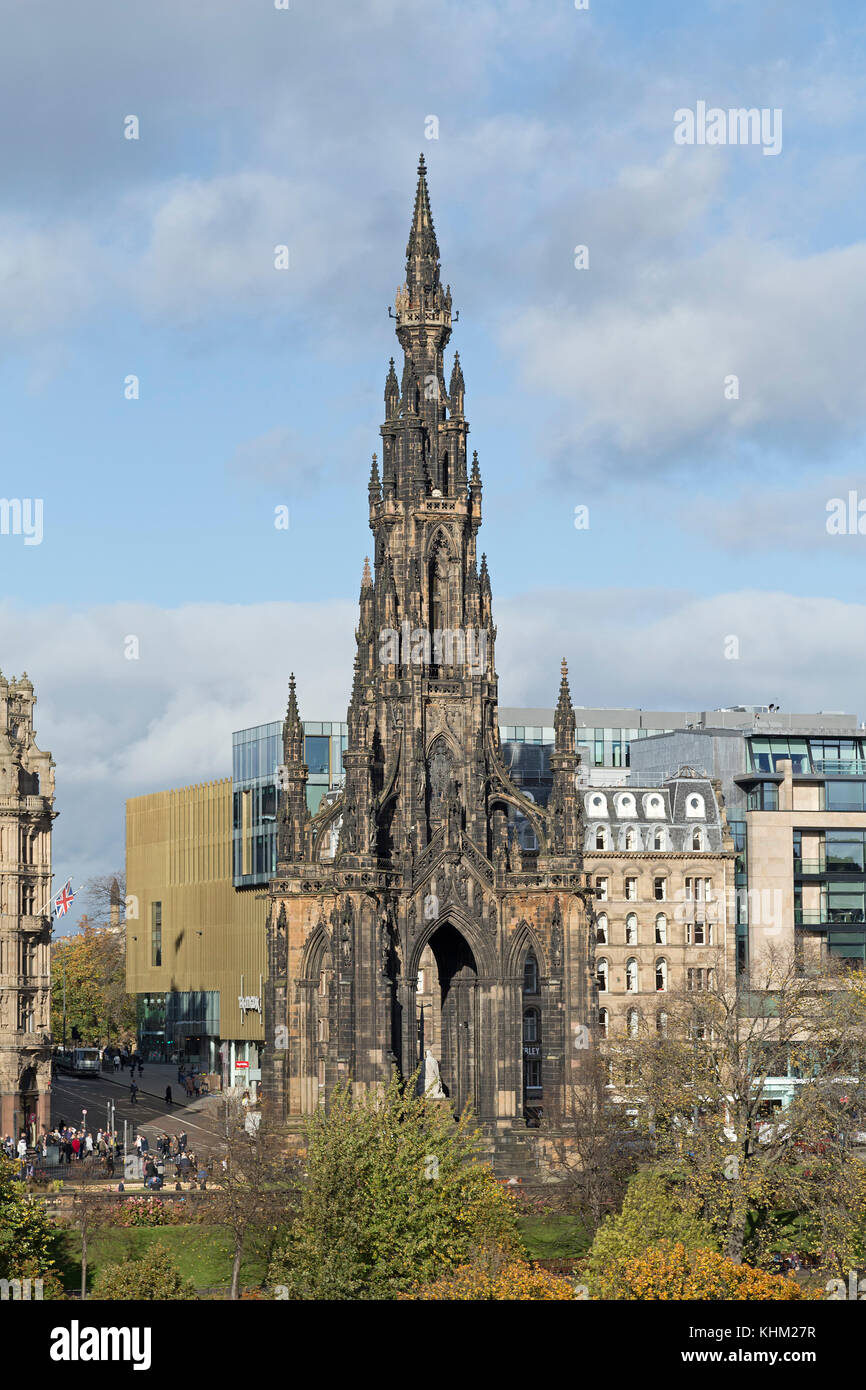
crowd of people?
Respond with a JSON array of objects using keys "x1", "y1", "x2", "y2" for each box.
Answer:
[
  {"x1": 134, "y1": 1131, "x2": 210, "y2": 1191},
  {"x1": 3, "y1": 1126, "x2": 124, "y2": 1178}
]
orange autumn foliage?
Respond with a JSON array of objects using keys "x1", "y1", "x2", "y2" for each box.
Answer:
[
  {"x1": 404, "y1": 1258, "x2": 577, "y2": 1301},
  {"x1": 598, "y1": 1240, "x2": 819, "y2": 1301}
]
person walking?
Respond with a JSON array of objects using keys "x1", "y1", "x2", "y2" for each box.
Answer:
[
  {"x1": 130, "y1": 1080, "x2": 139, "y2": 1105},
  {"x1": 113, "y1": 1053, "x2": 120, "y2": 1073},
  {"x1": 164, "y1": 1085, "x2": 173, "y2": 1107}
]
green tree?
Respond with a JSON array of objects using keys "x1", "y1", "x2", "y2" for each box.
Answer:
[
  {"x1": 0, "y1": 1154, "x2": 63, "y2": 1286},
  {"x1": 267, "y1": 1072, "x2": 519, "y2": 1300},
  {"x1": 51, "y1": 914, "x2": 135, "y2": 1047},
  {"x1": 90, "y1": 1241, "x2": 198, "y2": 1300},
  {"x1": 585, "y1": 1170, "x2": 717, "y2": 1294}
]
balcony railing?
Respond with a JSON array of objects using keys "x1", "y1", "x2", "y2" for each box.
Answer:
[
  {"x1": 812, "y1": 759, "x2": 866, "y2": 775},
  {"x1": 795, "y1": 908, "x2": 866, "y2": 925}
]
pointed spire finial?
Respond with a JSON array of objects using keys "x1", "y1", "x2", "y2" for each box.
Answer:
[{"x1": 362, "y1": 555, "x2": 372, "y2": 587}]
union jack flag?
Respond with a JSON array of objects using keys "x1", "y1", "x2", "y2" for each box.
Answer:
[{"x1": 53, "y1": 880, "x2": 75, "y2": 918}]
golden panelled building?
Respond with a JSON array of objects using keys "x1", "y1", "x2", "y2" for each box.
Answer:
[{"x1": 126, "y1": 778, "x2": 266, "y2": 1085}]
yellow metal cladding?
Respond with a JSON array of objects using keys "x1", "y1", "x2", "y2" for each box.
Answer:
[{"x1": 125, "y1": 778, "x2": 266, "y2": 1041}]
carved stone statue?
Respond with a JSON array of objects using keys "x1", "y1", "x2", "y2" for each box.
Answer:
[{"x1": 424, "y1": 1048, "x2": 445, "y2": 1099}]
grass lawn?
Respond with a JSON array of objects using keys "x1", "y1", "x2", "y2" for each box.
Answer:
[
  {"x1": 56, "y1": 1224, "x2": 273, "y2": 1294},
  {"x1": 517, "y1": 1214, "x2": 591, "y2": 1261}
]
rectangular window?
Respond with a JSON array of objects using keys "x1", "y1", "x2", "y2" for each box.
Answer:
[
  {"x1": 825, "y1": 781, "x2": 866, "y2": 812},
  {"x1": 654, "y1": 878, "x2": 666, "y2": 901},
  {"x1": 625, "y1": 876, "x2": 637, "y2": 901},
  {"x1": 596, "y1": 877, "x2": 608, "y2": 902},
  {"x1": 151, "y1": 902, "x2": 162, "y2": 968}
]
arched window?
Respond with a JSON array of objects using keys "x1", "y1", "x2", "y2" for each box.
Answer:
[
  {"x1": 523, "y1": 953, "x2": 539, "y2": 994},
  {"x1": 627, "y1": 1007, "x2": 639, "y2": 1038},
  {"x1": 596, "y1": 913, "x2": 608, "y2": 945},
  {"x1": 692, "y1": 828, "x2": 703, "y2": 850},
  {"x1": 686, "y1": 793, "x2": 705, "y2": 818},
  {"x1": 655, "y1": 913, "x2": 667, "y2": 945},
  {"x1": 523, "y1": 1008, "x2": 540, "y2": 1043},
  {"x1": 625, "y1": 913, "x2": 638, "y2": 945},
  {"x1": 626, "y1": 958, "x2": 638, "y2": 993},
  {"x1": 654, "y1": 828, "x2": 665, "y2": 851},
  {"x1": 595, "y1": 826, "x2": 607, "y2": 850},
  {"x1": 598, "y1": 1007, "x2": 609, "y2": 1038},
  {"x1": 655, "y1": 958, "x2": 668, "y2": 992},
  {"x1": 597, "y1": 958, "x2": 609, "y2": 993},
  {"x1": 625, "y1": 827, "x2": 636, "y2": 851}
]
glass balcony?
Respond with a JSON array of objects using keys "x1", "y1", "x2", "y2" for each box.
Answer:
[
  {"x1": 812, "y1": 759, "x2": 866, "y2": 775},
  {"x1": 795, "y1": 907, "x2": 866, "y2": 925}
]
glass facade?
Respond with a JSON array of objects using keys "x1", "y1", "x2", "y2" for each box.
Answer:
[
  {"x1": 793, "y1": 827, "x2": 866, "y2": 960},
  {"x1": 499, "y1": 723, "x2": 674, "y2": 769},
  {"x1": 232, "y1": 720, "x2": 348, "y2": 887}
]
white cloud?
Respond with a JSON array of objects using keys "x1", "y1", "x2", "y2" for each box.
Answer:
[{"x1": 3, "y1": 585, "x2": 863, "y2": 904}]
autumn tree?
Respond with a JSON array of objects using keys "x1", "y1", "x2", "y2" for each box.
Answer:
[
  {"x1": 543, "y1": 1047, "x2": 640, "y2": 1239},
  {"x1": 613, "y1": 945, "x2": 866, "y2": 1265},
  {"x1": 267, "y1": 1071, "x2": 519, "y2": 1300},
  {"x1": 0, "y1": 1154, "x2": 63, "y2": 1289},
  {"x1": 209, "y1": 1093, "x2": 300, "y2": 1300},
  {"x1": 51, "y1": 913, "x2": 135, "y2": 1047}
]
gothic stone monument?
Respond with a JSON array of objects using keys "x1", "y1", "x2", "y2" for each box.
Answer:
[{"x1": 264, "y1": 158, "x2": 595, "y2": 1160}]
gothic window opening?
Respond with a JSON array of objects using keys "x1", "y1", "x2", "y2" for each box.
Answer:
[{"x1": 522, "y1": 952, "x2": 542, "y2": 1107}]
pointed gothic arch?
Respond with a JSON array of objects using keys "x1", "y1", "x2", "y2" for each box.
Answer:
[{"x1": 505, "y1": 918, "x2": 548, "y2": 979}]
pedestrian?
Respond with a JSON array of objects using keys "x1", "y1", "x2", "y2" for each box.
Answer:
[
  {"x1": 113, "y1": 1053, "x2": 120, "y2": 1073},
  {"x1": 165, "y1": 1086, "x2": 173, "y2": 1106},
  {"x1": 71, "y1": 1135, "x2": 80, "y2": 1160},
  {"x1": 185, "y1": 1075, "x2": 194, "y2": 1098},
  {"x1": 130, "y1": 1080, "x2": 138, "y2": 1105},
  {"x1": 177, "y1": 1063, "x2": 185, "y2": 1086},
  {"x1": 196, "y1": 1165, "x2": 208, "y2": 1189},
  {"x1": 139, "y1": 1132, "x2": 149, "y2": 1155},
  {"x1": 178, "y1": 1131, "x2": 187, "y2": 1153}
]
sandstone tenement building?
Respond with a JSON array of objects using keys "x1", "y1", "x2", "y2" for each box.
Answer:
[{"x1": 0, "y1": 673, "x2": 54, "y2": 1138}]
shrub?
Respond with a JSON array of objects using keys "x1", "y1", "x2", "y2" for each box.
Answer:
[
  {"x1": 404, "y1": 1257, "x2": 577, "y2": 1300},
  {"x1": 597, "y1": 1240, "x2": 817, "y2": 1301},
  {"x1": 586, "y1": 1170, "x2": 716, "y2": 1292},
  {"x1": 90, "y1": 1241, "x2": 199, "y2": 1300}
]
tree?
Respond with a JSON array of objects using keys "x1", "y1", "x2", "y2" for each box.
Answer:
[
  {"x1": 585, "y1": 1170, "x2": 717, "y2": 1294},
  {"x1": 613, "y1": 946, "x2": 866, "y2": 1264},
  {"x1": 209, "y1": 1093, "x2": 299, "y2": 1300},
  {"x1": 0, "y1": 1154, "x2": 63, "y2": 1286},
  {"x1": 267, "y1": 1071, "x2": 519, "y2": 1300},
  {"x1": 70, "y1": 1161, "x2": 108, "y2": 1300},
  {"x1": 544, "y1": 1048, "x2": 640, "y2": 1239},
  {"x1": 596, "y1": 1240, "x2": 817, "y2": 1301},
  {"x1": 51, "y1": 914, "x2": 135, "y2": 1047},
  {"x1": 90, "y1": 1241, "x2": 198, "y2": 1300}
]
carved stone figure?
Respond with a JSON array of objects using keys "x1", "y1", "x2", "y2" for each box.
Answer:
[{"x1": 424, "y1": 1048, "x2": 445, "y2": 1099}]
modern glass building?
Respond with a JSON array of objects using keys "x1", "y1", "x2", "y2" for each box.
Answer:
[{"x1": 232, "y1": 720, "x2": 348, "y2": 888}]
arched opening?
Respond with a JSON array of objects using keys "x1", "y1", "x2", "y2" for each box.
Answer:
[{"x1": 416, "y1": 922, "x2": 478, "y2": 1115}]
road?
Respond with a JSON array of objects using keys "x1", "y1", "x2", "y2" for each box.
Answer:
[{"x1": 50, "y1": 1067, "x2": 225, "y2": 1158}]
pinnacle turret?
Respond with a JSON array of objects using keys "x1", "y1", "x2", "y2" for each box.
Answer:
[
  {"x1": 406, "y1": 152, "x2": 440, "y2": 290},
  {"x1": 554, "y1": 658, "x2": 576, "y2": 753},
  {"x1": 283, "y1": 673, "x2": 304, "y2": 765}
]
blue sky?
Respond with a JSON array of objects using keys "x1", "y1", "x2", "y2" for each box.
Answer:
[{"x1": 2, "y1": 0, "x2": 866, "y2": 913}]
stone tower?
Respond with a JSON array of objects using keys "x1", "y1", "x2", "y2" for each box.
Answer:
[
  {"x1": 0, "y1": 673, "x2": 55, "y2": 1139},
  {"x1": 265, "y1": 158, "x2": 595, "y2": 1156}
]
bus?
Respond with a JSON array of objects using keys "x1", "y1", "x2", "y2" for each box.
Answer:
[{"x1": 54, "y1": 1047, "x2": 100, "y2": 1077}]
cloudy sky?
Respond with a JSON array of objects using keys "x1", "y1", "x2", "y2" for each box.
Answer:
[{"x1": 2, "y1": 0, "x2": 865, "y2": 914}]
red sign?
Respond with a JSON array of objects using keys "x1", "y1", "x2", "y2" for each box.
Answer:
[{"x1": 235, "y1": 1060, "x2": 249, "y2": 1069}]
